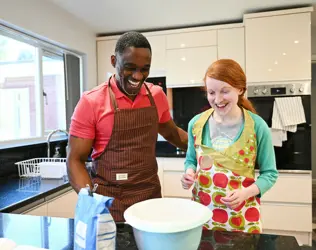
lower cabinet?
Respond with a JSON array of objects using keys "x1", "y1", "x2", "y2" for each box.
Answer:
[
  {"x1": 22, "y1": 188, "x2": 78, "y2": 219},
  {"x1": 158, "y1": 157, "x2": 312, "y2": 246},
  {"x1": 46, "y1": 190, "x2": 78, "y2": 218},
  {"x1": 23, "y1": 202, "x2": 48, "y2": 217}
]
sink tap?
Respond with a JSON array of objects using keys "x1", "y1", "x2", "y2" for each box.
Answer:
[{"x1": 47, "y1": 129, "x2": 69, "y2": 158}]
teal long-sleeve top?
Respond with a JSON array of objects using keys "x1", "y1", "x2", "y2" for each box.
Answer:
[{"x1": 184, "y1": 110, "x2": 279, "y2": 197}]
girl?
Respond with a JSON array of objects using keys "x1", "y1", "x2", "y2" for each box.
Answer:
[{"x1": 181, "y1": 59, "x2": 278, "y2": 233}]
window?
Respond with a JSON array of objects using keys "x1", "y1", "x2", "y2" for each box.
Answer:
[
  {"x1": 42, "y1": 52, "x2": 66, "y2": 133},
  {"x1": 0, "y1": 27, "x2": 82, "y2": 145}
]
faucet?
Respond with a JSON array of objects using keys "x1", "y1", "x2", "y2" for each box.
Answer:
[{"x1": 47, "y1": 129, "x2": 69, "y2": 158}]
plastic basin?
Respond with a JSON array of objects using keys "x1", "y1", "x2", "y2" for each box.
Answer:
[{"x1": 124, "y1": 198, "x2": 212, "y2": 250}]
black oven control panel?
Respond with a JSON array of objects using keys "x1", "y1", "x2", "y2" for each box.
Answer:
[{"x1": 247, "y1": 82, "x2": 311, "y2": 97}]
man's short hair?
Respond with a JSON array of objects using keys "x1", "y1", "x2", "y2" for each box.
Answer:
[{"x1": 115, "y1": 31, "x2": 151, "y2": 55}]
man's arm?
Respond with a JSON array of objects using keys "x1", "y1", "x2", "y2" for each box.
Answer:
[
  {"x1": 67, "y1": 135, "x2": 94, "y2": 193},
  {"x1": 158, "y1": 120, "x2": 188, "y2": 150}
]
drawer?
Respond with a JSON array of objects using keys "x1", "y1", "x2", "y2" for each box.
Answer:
[
  {"x1": 262, "y1": 229, "x2": 311, "y2": 246},
  {"x1": 256, "y1": 172, "x2": 312, "y2": 204},
  {"x1": 163, "y1": 171, "x2": 192, "y2": 198},
  {"x1": 261, "y1": 203, "x2": 312, "y2": 232},
  {"x1": 166, "y1": 30, "x2": 217, "y2": 49},
  {"x1": 163, "y1": 158, "x2": 185, "y2": 171}
]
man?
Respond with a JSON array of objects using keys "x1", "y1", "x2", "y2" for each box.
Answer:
[{"x1": 67, "y1": 31, "x2": 187, "y2": 222}]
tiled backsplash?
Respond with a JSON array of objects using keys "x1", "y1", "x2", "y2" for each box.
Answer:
[{"x1": 0, "y1": 140, "x2": 68, "y2": 178}]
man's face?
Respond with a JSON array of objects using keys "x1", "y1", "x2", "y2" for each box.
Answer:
[{"x1": 112, "y1": 47, "x2": 151, "y2": 96}]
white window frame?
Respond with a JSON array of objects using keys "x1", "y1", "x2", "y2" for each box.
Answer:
[{"x1": 0, "y1": 24, "x2": 83, "y2": 149}]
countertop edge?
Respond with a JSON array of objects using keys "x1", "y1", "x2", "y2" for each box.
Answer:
[{"x1": 0, "y1": 182, "x2": 71, "y2": 213}]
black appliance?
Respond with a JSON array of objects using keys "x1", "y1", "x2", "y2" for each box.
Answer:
[
  {"x1": 146, "y1": 76, "x2": 166, "y2": 94},
  {"x1": 172, "y1": 86, "x2": 211, "y2": 132},
  {"x1": 247, "y1": 82, "x2": 311, "y2": 170}
]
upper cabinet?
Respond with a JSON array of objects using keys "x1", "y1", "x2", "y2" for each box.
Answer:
[
  {"x1": 145, "y1": 35, "x2": 166, "y2": 77},
  {"x1": 166, "y1": 30, "x2": 217, "y2": 49},
  {"x1": 217, "y1": 27, "x2": 245, "y2": 71},
  {"x1": 165, "y1": 30, "x2": 217, "y2": 87},
  {"x1": 166, "y1": 46, "x2": 217, "y2": 87},
  {"x1": 245, "y1": 11, "x2": 312, "y2": 83},
  {"x1": 95, "y1": 7, "x2": 313, "y2": 88},
  {"x1": 97, "y1": 39, "x2": 117, "y2": 84}
]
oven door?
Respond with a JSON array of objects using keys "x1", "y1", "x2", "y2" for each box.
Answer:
[{"x1": 248, "y1": 95, "x2": 311, "y2": 170}]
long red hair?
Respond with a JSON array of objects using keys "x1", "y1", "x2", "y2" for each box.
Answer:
[{"x1": 203, "y1": 59, "x2": 256, "y2": 114}]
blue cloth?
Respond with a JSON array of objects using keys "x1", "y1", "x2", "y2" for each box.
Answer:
[{"x1": 74, "y1": 188, "x2": 116, "y2": 250}]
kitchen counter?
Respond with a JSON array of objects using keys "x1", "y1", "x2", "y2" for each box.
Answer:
[
  {"x1": 0, "y1": 176, "x2": 70, "y2": 213},
  {"x1": 0, "y1": 212, "x2": 305, "y2": 250}
]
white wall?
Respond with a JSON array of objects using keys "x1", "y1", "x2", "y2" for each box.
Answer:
[{"x1": 0, "y1": 0, "x2": 97, "y2": 91}]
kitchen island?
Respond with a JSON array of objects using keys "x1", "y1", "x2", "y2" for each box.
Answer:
[{"x1": 0, "y1": 212, "x2": 305, "y2": 250}]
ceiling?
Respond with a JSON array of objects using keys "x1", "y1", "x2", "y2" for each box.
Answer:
[{"x1": 47, "y1": 0, "x2": 316, "y2": 35}]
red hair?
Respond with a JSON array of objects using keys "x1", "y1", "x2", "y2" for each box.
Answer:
[{"x1": 203, "y1": 59, "x2": 256, "y2": 114}]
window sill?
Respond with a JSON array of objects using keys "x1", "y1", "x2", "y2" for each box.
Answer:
[{"x1": 0, "y1": 135, "x2": 68, "y2": 150}]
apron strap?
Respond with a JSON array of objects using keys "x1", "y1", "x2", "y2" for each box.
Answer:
[
  {"x1": 108, "y1": 77, "x2": 119, "y2": 111},
  {"x1": 143, "y1": 83, "x2": 156, "y2": 107}
]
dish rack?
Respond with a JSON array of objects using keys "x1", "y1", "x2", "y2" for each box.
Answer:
[{"x1": 15, "y1": 158, "x2": 66, "y2": 178}]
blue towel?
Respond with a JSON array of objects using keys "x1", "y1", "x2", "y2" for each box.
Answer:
[{"x1": 74, "y1": 188, "x2": 116, "y2": 250}]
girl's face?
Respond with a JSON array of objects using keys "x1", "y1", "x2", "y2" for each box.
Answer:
[{"x1": 205, "y1": 77, "x2": 242, "y2": 117}]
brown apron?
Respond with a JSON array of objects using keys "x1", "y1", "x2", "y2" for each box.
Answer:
[{"x1": 91, "y1": 77, "x2": 161, "y2": 222}]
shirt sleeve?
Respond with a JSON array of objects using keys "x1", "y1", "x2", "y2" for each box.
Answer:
[
  {"x1": 252, "y1": 114, "x2": 279, "y2": 197},
  {"x1": 69, "y1": 93, "x2": 96, "y2": 139},
  {"x1": 184, "y1": 115, "x2": 201, "y2": 172}
]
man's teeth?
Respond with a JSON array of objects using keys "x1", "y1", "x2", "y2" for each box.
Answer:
[{"x1": 128, "y1": 80, "x2": 140, "y2": 87}]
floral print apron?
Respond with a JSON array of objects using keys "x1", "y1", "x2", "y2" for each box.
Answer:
[{"x1": 192, "y1": 108, "x2": 262, "y2": 233}]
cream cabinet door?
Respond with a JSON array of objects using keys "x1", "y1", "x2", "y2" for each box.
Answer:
[
  {"x1": 217, "y1": 27, "x2": 245, "y2": 71},
  {"x1": 156, "y1": 157, "x2": 164, "y2": 197},
  {"x1": 166, "y1": 30, "x2": 217, "y2": 49},
  {"x1": 47, "y1": 190, "x2": 78, "y2": 218},
  {"x1": 166, "y1": 46, "x2": 217, "y2": 87},
  {"x1": 23, "y1": 203, "x2": 47, "y2": 216},
  {"x1": 245, "y1": 12, "x2": 311, "y2": 83},
  {"x1": 260, "y1": 203, "x2": 312, "y2": 232},
  {"x1": 146, "y1": 35, "x2": 166, "y2": 77},
  {"x1": 97, "y1": 39, "x2": 117, "y2": 84}
]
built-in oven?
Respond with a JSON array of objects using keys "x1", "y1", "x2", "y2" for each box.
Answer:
[{"x1": 247, "y1": 82, "x2": 311, "y2": 171}]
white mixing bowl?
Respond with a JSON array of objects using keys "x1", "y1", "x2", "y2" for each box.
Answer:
[{"x1": 124, "y1": 198, "x2": 212, "y2": 250}]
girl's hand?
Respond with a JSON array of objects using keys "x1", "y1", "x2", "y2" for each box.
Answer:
[
  {"x1": 181, "y1": 169, "x2": 198, "y2": 189},
  {"x1": 220, "y1": 189, "x2": 249, "y2": 209}
]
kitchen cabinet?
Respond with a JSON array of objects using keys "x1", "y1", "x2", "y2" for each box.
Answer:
[
  {"x1": 47, "y1": 189, "x2": 78, "y2": 218},
  {"x1": 145, "y1": 35, "x2": 166, "y2": 77},
  {"x1": 97, "y1": 39, "x2": 117, "y2": 84},
  {"x1": 23, "y1": 202, "x2": 47, "y2": 217},
  {"x1": 245, "y1": 11, "x2": 312, "y2": 83},
  {"x1": 159, "y1": 157, "x2": 312, "y2": 246},
  {"x1": 166, "y1": 46, "x2": 217, "y2": 88},
  {"x1": 166, "y1": 30, "x2": 217, "y2": 49},
  {"x1": 158, "y1": 157, "x2": 192, "y2": 199},
  {"x1": 217, "y1": 27, "x2": 245, "y2": 71},
  {"x1": 19, "y1": 188, "x2": 78, "y2": 218},
  {"x1": 156, "y1": 157, "x2": 164, "y2": 197}
]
